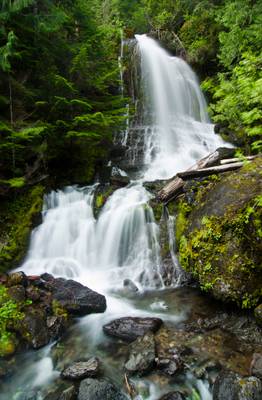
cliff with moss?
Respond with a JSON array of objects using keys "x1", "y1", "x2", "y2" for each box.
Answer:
[{"x1": 172, "y1": 157, "x2": 262, "y2": 309}]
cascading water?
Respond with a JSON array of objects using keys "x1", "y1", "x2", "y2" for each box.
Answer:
[
  {"x1": 123, "y1": 34, "x2": 226, "y2": 180},
  {"x1": 3, "y1": 35, "x2": 230, "y2": 400}
]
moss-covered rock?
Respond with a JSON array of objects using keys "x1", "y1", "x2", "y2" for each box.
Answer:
[
  {"x1": 0, "y1": 185, "x2": 44, "y2": 273},
  {"x1": 176, "y1": 158, "x2": 262, "y2": 308}
]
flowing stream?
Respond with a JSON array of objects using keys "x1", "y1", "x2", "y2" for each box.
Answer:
[{"x1": 2, "y1": 35, "x2": 230, "y2": 400}]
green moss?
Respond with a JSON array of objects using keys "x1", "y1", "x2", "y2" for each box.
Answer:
[
  {"x1": 0, "y1": 286, "x2": 32, "y2": 357},
  {"x1": 0, "y1": 185, "x2": 44, "y2": 272},
  {"x1": 52, "y1": 300, "x2": 68, "y2": 318},
  {"x1": 175, "y1": 199, "x2": 192, "y2": 243},
  {"x1": 178, "y1": 196, "x2": 262, "y2": 308}
]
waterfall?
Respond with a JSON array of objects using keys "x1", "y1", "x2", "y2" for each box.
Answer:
[
  {"x1": 122, "y1": 34, "x2": 226, "y2": 180},
  {"x1": 12, "y1": 34, "x2": 227, "y2": 400}
]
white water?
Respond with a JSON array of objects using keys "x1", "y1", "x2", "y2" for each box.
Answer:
[
  {"x1": 11, "y1": 34, "x2": 229, "y2": 400},
  {"x1": 134, "y1": 34, "x2": 226, "y2": 180}
]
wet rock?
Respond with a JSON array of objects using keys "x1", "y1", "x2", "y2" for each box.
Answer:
[
  {"x1": 158, "y1": 392, "x2": 185, "y2": 400},
  {"x1": 47, "y1": 316, "x2": 68, "y2": 340},
  {"x1": 59, "y1": 386, "x2": 76, "y2": 400},
  {"x1": 7, "y1": 285, "x2": 26, "y2": 302},
  {"x1": 176, "y1": 158, "x2": 262, "y2": 308},
  {"x1": 41, "y1": 275, "x2": 106, "y2": 316},
  {"x1": 125, "y1": 333, "x2": 156, "y2": 375},
  {"x1": 78, "y1": 378, "x2": 127, "y2": 400},
  {"x1": 123, "y1": 279, "x2": 139, "y2": 293},
  {"x1": 14, "y1": 391, "x2": 39, "y2": 400},
  {"x1": 7, "y1": 271, "x2": 27, "y2": 287},
  {"x1": 26, "y1": 285, "x2": 41, "y2": 301},
  {"x1": 254, "y1": 304, "x2": 262, "y2": 327},
  {"x1": 17, "y1": 307, "x2": 49, "y2": 349},
  {"x1": 250, "y1": 353, "x2": 262, "y2": 379},
  {"x1": 61, "y1": 357, "x2": 100, "y2": 380},
  {"x1": 110, "y1": 175, "x2": 130, "y2": 187},
  {"x1": 213, "y1": 370, "x2": 262, "y2": 400},
  {"x1": 103, "y1": 317, "x2": 163, "y2": 342},
  {"x1": 157, "y1": 356, "x2": 183, "y2": 377}
]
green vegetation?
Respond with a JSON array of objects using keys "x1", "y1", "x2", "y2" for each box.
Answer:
[
  {"x1": 176, "y1": 159, "x2": 262, "y2": 308},
  {"x1": 0, "y1": 185, "x2": 44, "y2": 271},
  {"x1": 0, "y1": 286, "x2": 31, "y2": 357}
]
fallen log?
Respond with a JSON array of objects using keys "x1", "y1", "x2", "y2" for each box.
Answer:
[
  {"x1": 158, "y1": 147, "x2": 235, "y2": 202},
  {"x1": 220, "y1": 156, "x2": 256, "y2": 165},
  {"x1": 177, "y1": 161, "x2": 244, "y2": 180}
]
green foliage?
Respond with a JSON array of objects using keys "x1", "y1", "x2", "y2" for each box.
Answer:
[{"x1": 0, "y1": 285, "x2": 31, "y2": 356}]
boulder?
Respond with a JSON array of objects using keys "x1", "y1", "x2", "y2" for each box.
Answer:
[
  {"x1": 61, "y1": 357, "x2": 100, "y2": 380},
  {"x1": 58, "y1": 386, "x2": 76, "y2": 400},
  {"x1": 176, "y1": 158, "x2": 262, "y2": 307},
  {"x1": 250, "y1": 353, "x2": 262, "y2": 379},
  {"x1": 103, "y1": 317, "x2": 163, "y2": 342},
  {"x1": 125, "y1": 333, "x2": 156, "y2": 375},
  {"x1": 40, "y1": 275, "x2": 106, "y2": 316},
  {"x1": 18, "y1": 307, "x2": 49, "y2": 349},
  {"x1": 213, "y1": 370, "x2": 262, "y2": 400},
  {"x1": 78, "y1": 378, "x2": 127, "y2": 400}
]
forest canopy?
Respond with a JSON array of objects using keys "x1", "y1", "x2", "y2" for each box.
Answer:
[{"x1": 0, "y1": 0, "x2": 261, "y2": 191}]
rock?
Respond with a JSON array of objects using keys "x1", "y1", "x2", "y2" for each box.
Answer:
[
  {"x1": 7, "y1": 285, "x2": 26, "y2": 302},
  {"x1": 26, "y1": 285, "x2": 41, "y2": 301},
  {"x1": 103, "y1": 317, "x2": 163, "y2": 342},
  {"x1": 250, "y1": 353, "x2": 262, "y2": 379},
  {"x1": 158, "y1": 392, "x2": 185, "y2": 400},
  {"x1": 59, "y1": 386, "x2": 76, "y2": 400},
  {"x1": 78, "y1": 378, "x2": 127, "y2": 400},
  {"x1": 47, "y1": 316, "x2": 68, "y2": 340},
  {"x1": 176, "y1": 157, "x2": 262, "y2": 308},
  {"x1": 254, "y1": 304, "x2": 262, "y2": 327},
  {"x1": 41, "y1": 275, "x2": 106, "y2": 316},
  {"x1": 123, "y1": 279, "x2": 139, "y2": 293},
  {"x1": 157, "y1": 356, "x2": 183, "y2": 376},
  {"x1": 125, "y1": 333, "x2": 156, "y2": 375},
  {"x1": 61, "y1": 357, "x2": 100, "y2": 380},
  {"x1": 7, "y1": 271, "x2": 27, "y2": 287},
  {"x1": 17, "y1": 307, "x2": 49, "y2": 349},
  {"x1": 213, "y1": 370, "x2": 262, "y2": 400},
  {"x1": 110, "y1": 175, "x2": 130, "y2": 187},
  {"x1": 14, "y1": 391, "x2": 38, "y2": 400}
]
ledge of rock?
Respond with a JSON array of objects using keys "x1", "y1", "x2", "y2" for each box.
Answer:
[
  {"x1": 103, "y1": 317, "x2": 163, "y2": 342},
  {"x1": 0, "y1": 272, "x2": 106, "y2": 355}
]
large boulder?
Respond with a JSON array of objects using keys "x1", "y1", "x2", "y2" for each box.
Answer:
[
  {"x1": 41, "y1": 274, "x2": 106, "y2": 316},
  {"x1": 213, "y1": 370, "x2": 262, "y2": 400},
  {"x1": 175, "y1": 158, "x2": 262, "y2": 307},
  {"x1": 103, "y1": 317, "x2": 163, "y2": 342},
  {"x1": 78, "y1": 378, "x2": 127, "y2": 400}
]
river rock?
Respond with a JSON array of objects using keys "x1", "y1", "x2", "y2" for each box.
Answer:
[
  {"x1": 61, "y1": 357, "x2": 100, "y2": 380},
  {"x1": 7, "y1": 285, "x2": 26, "y2": 302},
  {"x1": 250, "y1": 353, "x2": 262, "y2": 379},
  {"x1": 40, "y1": 275, "x2": 106, "y2": 316},
  {"x1": 58, "y1": 386, "x2": 76, "y2": 400},
  {"x1": 78, "y1": 378, "x2": 127, "y2": 400},
  {"x1": 123, "y1": 279, "x2": 139, "y2": 293},
  {"x1": 110, "y1": 175, "x2": 130, "y2": 187},
  {"x1": 103, "y1": 317, "x2": 163, "y2": 341},
  {"x1": 213, "y1": 370, "x2": 262, "y2": 400},
  {"x1": 158, "y1": 392, "x2": 185, "y2": 400},
  {"x1": 125, "y1": 332, "x2": 156, "y2": 375}
]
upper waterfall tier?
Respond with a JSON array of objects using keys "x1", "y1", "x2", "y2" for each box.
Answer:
[{"x1": 120, "y1": 34, "x2": 227, "y2": 180}]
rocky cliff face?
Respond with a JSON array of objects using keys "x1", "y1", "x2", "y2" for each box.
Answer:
[{"x1": 173, "y1": 157, "x2": 261, "y2": 309}]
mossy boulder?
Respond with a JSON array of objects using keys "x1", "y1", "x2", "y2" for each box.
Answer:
[
  {"x1": 176, "y1": 158, "x2": 262, "y2": 308},
  {"x1": 0, "y1": 185, "x2": 44, "y2": 273}
]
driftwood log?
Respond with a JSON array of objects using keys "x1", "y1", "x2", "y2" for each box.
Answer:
[{"x1": 157, "y1": 147, "x2": 252, "y2": 203}]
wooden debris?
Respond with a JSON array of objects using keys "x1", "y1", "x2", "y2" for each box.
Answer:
[{"x1": 177, "y1": 162, "x2": 244, "y2": 180}]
